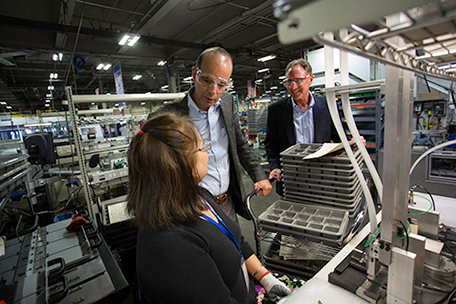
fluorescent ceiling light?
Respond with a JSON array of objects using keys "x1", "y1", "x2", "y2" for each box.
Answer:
[
  {"x1": 47, "y1": 86, "x2": 54, "y2": 90},
  {"x1": 0, "y1": 101, "x2": 7, "y2": 105},
  {"x1": 161, "y1": 85, "x2": 169, "y2": 89},
  {"x1": 255, "y1": 79, "x2": 263, "y2": 83},
  {"x1": 278, "y1": 75, "x2": 286, "y2": 79},
  {"x1": 6, "y1": 106, "x2": 12, "y2": 109},
  {"x1": 416, "y1": 54, "x2": 431, "y2": 60},
  {"x1": 133, "y1": 75, "x2": 142, "y2": 80},
  {"x1": 52, "y1": 53, "x2": 63, "y2": 61},
  {"x1": 49, "y1": 73, "x2": 58, "y2": 79},
  {"x1": 118, "y1": 33, "x2": 141, "y2": 46},
  {"x1": 432, "y1": 50, "x2": 449, "y2": 57},
  {"x1": 266, "y1": 90, "x2": 271, "y2": 93},
  {"x1": 270, "y1": 86, "x2": 278, "y2": 90},
  {"x1": 45, "y1": 104, "x2": 50, "y2": 107},
  {"x1": 46, "y1": 93, "x2": 52, "y2": 97},
  {"x1": 115, "y1": 103, "x2": 119, "y2": 106},
  {"x1": 97, "y1": 63, "x2": 112, "y2": 70},
  {"x1": 141, "y1": 102, "x2": 146, "y2": 105},
  {"x1": 257, "y1": 54, "x2": 276, "y2": 62},
  {"x1": 183, "y1": 76, "x2": 193, "y2": 81},
  {"x1": 157, "y1": 60, "x2": 166, "y2": 66},
  {"x1": 258, "y1": 68, "x2": 270, "y2": 73}
]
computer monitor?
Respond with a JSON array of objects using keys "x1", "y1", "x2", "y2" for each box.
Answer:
[{"x1": 23, "y1": 132, "x2": 56, "y2": 164}]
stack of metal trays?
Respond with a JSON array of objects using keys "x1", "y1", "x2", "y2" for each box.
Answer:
[
  {"x1": 258, "y1": 200, "x2": 350, "y2": 246},
  {"x1": 281, "y1": 143, "x2": 364, "y2": 212}
]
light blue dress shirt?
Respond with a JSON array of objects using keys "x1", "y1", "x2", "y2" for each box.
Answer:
[
  {"x1": 188, "y1": 95, "x2": 230, "y2": 197},
  {"x1": 292, "y1": 94, "x2": 315, "y2": 144}
]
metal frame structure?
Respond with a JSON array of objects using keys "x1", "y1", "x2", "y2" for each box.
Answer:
[
  {"x1": 276, "y1": 0, "x2": 456, "y2": 303},
  {"x1": 65, "y1": 87, "x2": 185, "y2": 223}
]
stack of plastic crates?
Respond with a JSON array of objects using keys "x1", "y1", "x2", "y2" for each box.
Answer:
[{"x1": 258, "y1": 143, "x2": 366, "y2": 278}]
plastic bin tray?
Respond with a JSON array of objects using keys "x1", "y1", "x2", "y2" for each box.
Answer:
[
  {"x1": 281, "y1": 167, "x2": 360, "y2": 182},
  {"x1": 281, "y1": 174, "x2": 360, "y2": 188},
  {"x1": 282, "y1": 178, "x2": 360, "y2": 195},
  {"x1": 281, "y1": 163, "x2": 362, "y2": 177},
  {"x1": 283, "y1": 193, "x2": 364, "y2": 216},
  {"x1": 284, "y1": 183, "x2": 362, "y2": 201},
  {"x1": 280, "y1": 143, "x2": 360, "y2": 163},
  {"x1": 280, "y1": 150, "x2": 362, "y2": 169},
  {"x1": 283, "y1": 187, "x2": 363, "y2": 207},
  {"x1": 258, "y1": 200, "x2": 349, "y2": 243}
]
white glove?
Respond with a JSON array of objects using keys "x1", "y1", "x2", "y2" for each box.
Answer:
[{"x1": 260, "y1": 272, "x2": 291, "y2": 302}]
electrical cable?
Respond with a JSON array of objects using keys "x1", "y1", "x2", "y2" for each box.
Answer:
[
  {"x1": 397, "y1": 220, "x2": 410, "y2": 251},
  {"x1": 408, "y1": 194, "x2": 433, "y2": 215},
  {"x1": 410, "y1": 184, "x2": 435, "y2": 210}
]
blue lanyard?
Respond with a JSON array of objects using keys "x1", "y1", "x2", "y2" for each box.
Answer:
[{"x1": 200, "y1": 199, "x2": 242, "y2": 256}]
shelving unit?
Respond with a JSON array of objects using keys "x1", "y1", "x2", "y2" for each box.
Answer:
[{"x1": 338, "y1": 89, "x2": 384, "y2": 164}]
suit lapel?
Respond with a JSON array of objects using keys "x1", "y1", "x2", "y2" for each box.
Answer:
[{"x1": 281, "y1": 97, "x2": 295, "y2": 145}]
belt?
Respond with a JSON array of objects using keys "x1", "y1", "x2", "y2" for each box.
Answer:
[{"x1": 215, "y1": 193, "x2": 228, "y2": 205}]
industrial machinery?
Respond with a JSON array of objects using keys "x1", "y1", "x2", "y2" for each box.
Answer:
[{"x1": 272, "y1": 0, "x2": 456, "y2": 303}]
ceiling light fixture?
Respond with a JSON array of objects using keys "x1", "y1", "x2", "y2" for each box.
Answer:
[
  {"x1": 118, "y1": 33, "x2": 141, "y2": 46},
  {"x1": 157, "y1": 60, "x2": 166, "y2": 66},
  {"x1": 270, "y1": 86, "x2": 278, "y2": 90},
  {"x1": 96, "y1": 63, "x2": 112, "y2": 70},
  {"x1": 257, "y1": 54, "x2": 276, "y2": 62},
  {"x1": 52, "y1": 53, "x2": 63, "y2": 61},
  {"x1": 161, "y1": 85, "x2": 169, "y2": 89},
  {"x1": 278, "y1": 75, "x2": 286, "y2": 79},
  {"x1": 133, "y1": 75, "x2": 143, "y2": 80},
  {"x1": 49, "y1": 73, "x2": 58, "y2": 79},
  {"x1": 258, "y1": 68, "x2": 270, "y2": 73},
  {"x1": 183, "y1": 76, "x2": 193, "y2": 81},
  {"x1": 47, "y1": 86, "x2": 54, "y2": 90},
  {"x1": 6, "y1": 106, "x2": 12, "y2": 109}
]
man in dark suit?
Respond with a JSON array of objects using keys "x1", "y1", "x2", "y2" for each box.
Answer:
[
  {"x1": 158, "y1": 47, "x2": 272, "y2": 222},
  {"x1": 265, "y1": 59, "x2": 340, "y2": 196}
]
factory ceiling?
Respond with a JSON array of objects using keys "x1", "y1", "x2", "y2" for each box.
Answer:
[{"x1": 0, "y1": 0, "x2": 321, "y2": 112}]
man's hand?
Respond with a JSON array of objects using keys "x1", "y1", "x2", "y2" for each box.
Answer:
[
  {"x1": 269, "y1": 168, "x2": 282, "y2": 182},
  {"x1": 254, "y1": 179, "x2": 272, "y2": 196}
]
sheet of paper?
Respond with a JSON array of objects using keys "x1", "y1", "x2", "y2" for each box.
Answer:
[{"x1": 303, "y1": 139, "x2": 355, "y2": 160}]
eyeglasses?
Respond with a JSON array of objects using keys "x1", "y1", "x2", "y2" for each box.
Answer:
[
  {"x1": 282, "y1": 74, "x2": 312, "y2": 88},
  {"x1": 193, "y1": 138, "x2": 212, "y2": 154},
  {"x1": 196, "y1": 69, "x2": 233, "y2": 92}
]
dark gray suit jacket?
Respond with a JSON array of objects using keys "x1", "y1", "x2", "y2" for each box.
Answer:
[
  {"x1": 264, "y1": 95, "x2": 340, "y2": 195},
  {"x1": 153, "y1": 89, "x2": 267, "y2": 219}
]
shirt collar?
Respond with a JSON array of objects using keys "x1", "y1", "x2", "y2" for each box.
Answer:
[
  {"x1": 188, "y1": 87, "x2": 222, "y2": 113},
  {"x1": 292, "y1": 92, "x2": 315, "y2": 113}
]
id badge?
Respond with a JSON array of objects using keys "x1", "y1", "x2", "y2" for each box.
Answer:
[{"x1": 241, "y1": 256, "x2": 249, "y2": 292}]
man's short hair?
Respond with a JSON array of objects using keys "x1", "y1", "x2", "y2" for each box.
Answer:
[{"x1": 285, "y1": 59, "x2": 312, "y2": 76}]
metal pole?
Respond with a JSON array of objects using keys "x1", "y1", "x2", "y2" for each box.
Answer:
[{"x1": 65, "y1": 86, "x2": 95, "y2": 222}]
